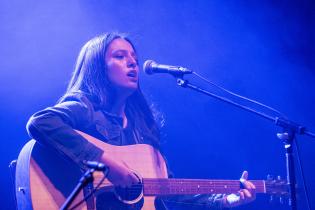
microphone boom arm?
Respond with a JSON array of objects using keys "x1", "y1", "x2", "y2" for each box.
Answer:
[{"x1": 176, "y1": 78, "x2": 315, "y2": 138}]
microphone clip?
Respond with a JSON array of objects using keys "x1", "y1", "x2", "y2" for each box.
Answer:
[{"x1": 83, "y1": 160, "x2": 108, "y2": 172}]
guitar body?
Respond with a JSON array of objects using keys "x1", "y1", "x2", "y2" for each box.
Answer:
[
  {"x1": 15, "y1": 131, "x2": 168, "y2": 210},
  {"x1": 15, "y1": 130, "x2": 287, "y2": 210}
]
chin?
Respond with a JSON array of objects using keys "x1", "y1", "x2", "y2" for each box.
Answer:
[
  {"x1": 128, "y1": 82, "x2": 138, "y2": 90},
  {"x1": 113, "y1": 82, "x2": 138, "y2": 96},
  {"x1": 124, "y1": 84, "x2": 138, "y2": 93}
]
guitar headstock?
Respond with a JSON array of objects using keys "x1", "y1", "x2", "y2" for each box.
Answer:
[
  {"x1": 265, "y1": 175, "x2": 289, "y2": 204},
  {"x1": 265, "y1": 175, "x2": 288, "y2": 195}
]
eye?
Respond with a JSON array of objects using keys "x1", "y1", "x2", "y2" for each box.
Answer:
[{"x1": 114, "y1": 54, "x2": 124, "y2": 59}]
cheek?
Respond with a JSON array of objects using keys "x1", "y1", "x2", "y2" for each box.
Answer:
[{"x1": 107, "y1": 62, "x2": 125, "y2": 84}]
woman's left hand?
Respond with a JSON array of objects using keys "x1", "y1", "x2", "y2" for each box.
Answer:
[{"x1": 222, "y1": 171, "x2": 256, "y2": 208}]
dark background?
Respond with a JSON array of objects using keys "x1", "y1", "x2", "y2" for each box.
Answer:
[{"x1": 1, "y1": 0, "x2": 314, "y2": 209}]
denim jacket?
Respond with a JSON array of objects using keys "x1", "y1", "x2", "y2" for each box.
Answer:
[{"x1": 26, "y1": 91, "x2": 225, "y2": 210}]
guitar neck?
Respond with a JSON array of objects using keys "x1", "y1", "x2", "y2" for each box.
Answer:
[{"x1": 142, "y1": 178, "x2": 266, "y2": 195}]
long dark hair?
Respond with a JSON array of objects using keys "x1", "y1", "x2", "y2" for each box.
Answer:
[{"x1": 61, "y1": 32, "x2": 160, "y2": 147}]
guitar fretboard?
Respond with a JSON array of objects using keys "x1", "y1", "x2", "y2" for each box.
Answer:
[{"x1": 142, "y1": 178, "x2": 266, "y2": 195}]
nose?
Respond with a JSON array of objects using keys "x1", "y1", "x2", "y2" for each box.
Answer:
[{"x1": 127, "y1": 56, "x2": 137, "y2": 69}]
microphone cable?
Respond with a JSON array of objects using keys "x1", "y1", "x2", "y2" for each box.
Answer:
[{"x1": 192, "y1": 71, "x2": 288, "y2": 119}]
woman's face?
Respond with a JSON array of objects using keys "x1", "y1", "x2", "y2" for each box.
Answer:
[{"x1": 105, "y1": 38, "x2": 139, "y2": 94}]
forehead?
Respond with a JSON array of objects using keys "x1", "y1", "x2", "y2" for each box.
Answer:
[{"x1": 107, "y1": 38, "x2": 135, "y2": 53}]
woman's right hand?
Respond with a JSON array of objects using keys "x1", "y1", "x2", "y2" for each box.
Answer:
[{"x1": 100, "y1": 153, "x2": 140, "y2": 188}]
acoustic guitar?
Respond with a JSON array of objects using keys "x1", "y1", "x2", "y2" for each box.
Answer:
[{"x1": 15, "y1": 130, "x2": 287, "y2": 210}]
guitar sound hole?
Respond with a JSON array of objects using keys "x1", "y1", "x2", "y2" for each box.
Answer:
[{"x1": 114, "y1": 183, "x2": 143, "y2": 203}]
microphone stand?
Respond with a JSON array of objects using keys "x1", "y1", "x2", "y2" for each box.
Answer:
[
  {"x1": 176, "y1": 77, "x2": 315, "y2": 210},
  {"x1": 60, "y1": 168, "x2": 95, "y2": 210}
]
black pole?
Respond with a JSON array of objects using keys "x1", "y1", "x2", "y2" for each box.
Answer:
[
  {"x1": 60, "y1": 168, "x2": 95, "y2": 210},
  {"x1": 286, "y1": 143, "x2": 297, "y2": 210},
  {"x1": 278, "y1": 131, "x2": 297, "y2": 210}
]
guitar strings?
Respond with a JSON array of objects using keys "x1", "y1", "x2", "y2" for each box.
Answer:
[
  {"x1": 95, "y1": 180, "x2": 266, "y2": 189},
  {"x1": 95, "y1": 178, "x2": 266, "y2": 185},
  {"x1": 115, "y1": 180, "x2": 282, "y2": 197},
  {"x1": 66, "y1": 176, "x2": 281, "y2": 205},
  {"x1": 95, "y1": 179, "x2": 266, "y2": 189},
  {"x1": 95, "y1": 181, "x2": 267, "y2": 198}
]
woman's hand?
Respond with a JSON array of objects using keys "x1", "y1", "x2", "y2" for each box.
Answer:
[
  {"x1": 101, "y1": 153, "x2": 140, "y2": 188},
  {"x1": 222, "y1": 171, "x2": 256, "y2": 208}
]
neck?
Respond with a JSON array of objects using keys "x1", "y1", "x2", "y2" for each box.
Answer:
[
  {"x1": 109, "y1": 99, "x2": 126, "y2": 116},
  {"x1": 107, "y1": 93, "x2": 130, "y2": 128}
]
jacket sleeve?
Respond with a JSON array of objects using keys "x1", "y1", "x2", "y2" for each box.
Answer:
[
  {"x1": 157, "y1": 194, "x2": 227, "y2": 210},
  {"x1": 26, "y1": 93, "x2": 103, "y2": 170}
]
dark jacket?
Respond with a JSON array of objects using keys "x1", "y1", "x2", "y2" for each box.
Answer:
[{"x1": 26, "y1": 91, "x2": 225, "y2": 210}]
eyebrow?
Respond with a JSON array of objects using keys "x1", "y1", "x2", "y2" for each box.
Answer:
[{"x1": 112, "y1": 49, "x2": 136, "y2": 55}]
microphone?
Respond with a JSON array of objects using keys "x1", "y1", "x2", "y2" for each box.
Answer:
[
  {"x1": 143, "y1": 60, "x2": 193, "y2": 76},
  {"x1": 83, "y1": 160, "x2": 108, "y2": 171}
]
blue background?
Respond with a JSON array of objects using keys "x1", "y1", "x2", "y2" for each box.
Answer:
[{"x1": 1, "y1": 0, "x2": 314, "y2": 209}]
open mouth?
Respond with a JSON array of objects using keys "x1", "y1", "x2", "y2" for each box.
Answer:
[{"x1": 127, "y1": 71, "x2": 137, "y2": 78}]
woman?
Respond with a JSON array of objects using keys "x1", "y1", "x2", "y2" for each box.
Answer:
[{"x1": 27, "y1": 32, "x2": 255, "y2": 209}]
